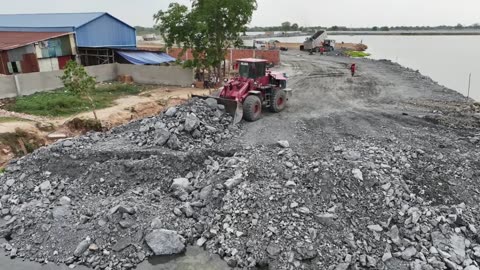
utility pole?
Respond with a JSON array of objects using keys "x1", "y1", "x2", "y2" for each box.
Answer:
[{"x1": 467, "y1": 73, "x2": 472, "y2": 100}]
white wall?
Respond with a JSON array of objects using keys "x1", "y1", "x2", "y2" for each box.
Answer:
[
  {"x1": 14, "y1": 64, "x2": 117, "y2": 96},
  {"x1": 15, "y1": 70, "x2": 64, "y2": 96},
  {"x1": 0, "y1": 76, "x2": 17, "y2": 98},
  {"x1": 0, "y1": 63, "x2": 192, "y2": 99},
  {"x1": 117, "y1": 64, "x2": 193, "y2": 87},
  {"x1": 85, "y1": 64, "x2": 117, "y2": 82}
]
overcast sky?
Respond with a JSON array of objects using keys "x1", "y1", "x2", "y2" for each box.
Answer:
[{"x1": 2, "y1": 0, "x2": 479, "y2": 28}]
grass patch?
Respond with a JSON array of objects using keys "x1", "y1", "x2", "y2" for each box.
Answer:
[
  {"x1": 0, "y1": 117, "x2": 32, "y2": 123},
  {"x1": 5, "y1": 83, "x2": 147, "y2": 117},
  {"x1": 345, "y1": 51, "x2": 371, "y2": 58},
  {"x1": 0, "y1": 167, "x2": 4, "y2": 174}
]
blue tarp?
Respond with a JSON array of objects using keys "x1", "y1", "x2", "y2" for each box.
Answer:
[{"x1": 117, "y1": 51, "x2": 176, "y2": 65}]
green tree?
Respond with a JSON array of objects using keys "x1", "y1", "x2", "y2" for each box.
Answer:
[
  {"x1": 281, "y1": 21, "x2": 291, "y2": 31},
  {"x1": 372, "y1": 26, "x2": 379, "y2": 31},
  {"x1": 60, "y1": 61, "x2": 98, "y2": 119},
  {"x1": 455, "y1": 23, "x2": 464, "y2": 29},
  {"x1": 380, "y1": 26, "x2": 390, "y2": 31},
  {"x1": 154, "y1": 0, "x2": 257, "y2": 80},
  {"x1": 291, "y1": 23, "x2": 299, "y2": 31}
]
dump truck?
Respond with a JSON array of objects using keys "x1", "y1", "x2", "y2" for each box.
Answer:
[
  {"x1": 300, "y1": 30, "x2": 327, "y2": 51},
  {"x1": 323, "y1": 39, "x2": 336, "y2": 52}
]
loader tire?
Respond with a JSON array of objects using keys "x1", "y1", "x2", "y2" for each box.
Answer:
[
  {"x1": 270, "y1": 89, "x2": 287, "y2": 113},
  {"x1": 243, "y1": 95, "x2": 262, "y2": 122}
]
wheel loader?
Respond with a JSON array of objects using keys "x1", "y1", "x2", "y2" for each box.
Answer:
[{"x1": 193, "y1": 58, "x2": 292, "y2": 124}]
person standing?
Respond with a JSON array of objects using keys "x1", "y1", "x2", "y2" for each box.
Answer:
[{"x1": 350, "y1": 63, "x2": 356, "y2": 77}]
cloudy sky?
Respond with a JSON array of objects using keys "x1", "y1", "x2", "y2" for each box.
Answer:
[{"x1": 2, "y1": 0, "x2": 479, "y2": 27}]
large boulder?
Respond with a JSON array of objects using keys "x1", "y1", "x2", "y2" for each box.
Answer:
[
  {"x1": 184, "y1": 114, "x2": 200, "y2": 132},
  {"x1": 39, "y1": 180, "x2": 52, "y2": 195},
  {"x1": 155, "y1": 128, "x2": 171, "y2": 146},
  {"x1": 205, "y1": 98, "x2": 218, "y2": 108},
  {"x1": 165, "y1": 107, "x2": 177, "y2": 117},
  {"x1": 167, "y1": 134, "x2": 181, "y2": 150},
  {"x1": 73, "y1": 237, "x2": 92, "y2": 257},
  {"x1": 170, "y1": 178, "x2": 191, "y2": 191},
  {"x1": 145, "y1": 229, "x2": 186, "y2": 255}
]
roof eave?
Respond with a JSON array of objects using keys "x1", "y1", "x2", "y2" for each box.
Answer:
[{"x1": 0, "y1": 32, "x2": 73, "y2": 51}]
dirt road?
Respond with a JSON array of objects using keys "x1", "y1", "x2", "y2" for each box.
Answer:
[{"x1": 244, "y1": 51, "x2": 478, "y2": 149}]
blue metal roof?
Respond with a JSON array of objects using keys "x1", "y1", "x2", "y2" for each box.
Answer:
[
  {"x1": 0, "y1": 12, "x2": 137, "y2": 48},
  {"x1": 0, "y1": 13, "x2": 106, "y2": 29},
  {"x1": 117, "y1": 51, "x2": 176, "y2": 65}
]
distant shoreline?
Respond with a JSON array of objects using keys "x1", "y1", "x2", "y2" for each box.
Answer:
[
  {"x1": 329, "y1": 30, "x2": 480, "y2": 35},
  {"x1": 243, "y1": 30, "x2": 480, "y2": 39}
]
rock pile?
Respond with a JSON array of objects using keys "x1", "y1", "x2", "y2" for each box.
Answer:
[
  {"x1": 117, "y1": 98, "x2": 236, "y2": 150},
  {"x1": 0, "y1": 98, "x2": 243, "y2": 269},
  {"x1": 0, "y1": 96, "x2": 480, "y2": 270}
]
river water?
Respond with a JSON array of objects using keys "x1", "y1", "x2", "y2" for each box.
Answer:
[{"x1": 259, "y1": 35, "x2": 480, "y2": 101}]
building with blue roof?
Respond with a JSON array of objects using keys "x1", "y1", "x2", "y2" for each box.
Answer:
[
  {"x1": 0, "y1": 12, "x2": 177, "y2": 74},
  {"x1": 0, "y1": 12, "x2": 147, "y2": 73},
  {"x1": 0, "y1": 12, "x2": 137, "y2": 48}
]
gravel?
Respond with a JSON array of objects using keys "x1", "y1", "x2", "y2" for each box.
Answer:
[{"x1": 1, "y1": 52, "x2": 480, "y2": 270}]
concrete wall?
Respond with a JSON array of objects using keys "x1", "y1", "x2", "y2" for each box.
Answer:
[
  {"x1": 0, "y1": 63, "x2": 192, "y2": 99},
  {"x1": 86, "y1": 64, "x2": 117, "y2": 82},
  {"x1": 15, "y1": 70, "x2": 64, "y2": 96},
  {"x1": 15, "y1": 64, "x2": 117, "y2": 96},
  {"x1": 117, "y1": 64, "x2": 192, "y2": 86},
  {"x1": 0, "y1": 76, "x2": 17, "y2": 98}
]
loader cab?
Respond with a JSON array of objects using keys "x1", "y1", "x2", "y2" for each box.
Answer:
[{"x1": 237, "y1": 59, "x2": 267, "y2": 80}]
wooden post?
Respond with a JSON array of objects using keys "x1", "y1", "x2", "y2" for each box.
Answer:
[{"x1": 467, "y1": 73, "x2": 472, "y2": 100}]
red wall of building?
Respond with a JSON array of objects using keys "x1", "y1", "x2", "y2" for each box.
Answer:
[
  {"x1": 225, "y1": 49, "x2": 280, "y2": 65},
  {"x1": 58, "y1": 55, "x2": 73, "y2": 70},
  {"x1": 166, "y1": 48, "x2": 194, "y2": 61},
  {"x1": 21, "y1": 53, "x2": 40, "y2": 73},
  {"x1": 164, "y1": 48, "x2": 280, "y2": 66},
  {"x1": 0, "y1": 51, "x2": 9, "y2": 75}
]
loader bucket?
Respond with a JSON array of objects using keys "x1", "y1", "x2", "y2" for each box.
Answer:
[{"x1": 191, "y1": 95, "x2": 243, "y2": 124}]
